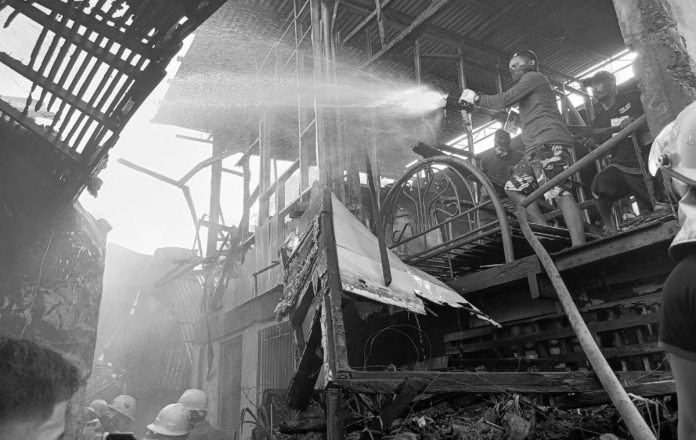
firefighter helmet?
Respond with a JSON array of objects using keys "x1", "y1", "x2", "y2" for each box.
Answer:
[
  {"x1": 83, "y1": 407, "x2": 100, "y2": 424},
  {"x1": 649, "y1": 101, "x2": 696, "y2": 185},
  {"x1": 108, "y1": 395, "x2": 137, "y2": 421},
  {"x1": 89, "y1": 399, "x2": 108, "y2": 417},
  {"x1": 147, "y1": 404, "x2": 190, "y2": 437},
  {"x1": 177, "y1": 389, "x2": 208, "y2": 411}
]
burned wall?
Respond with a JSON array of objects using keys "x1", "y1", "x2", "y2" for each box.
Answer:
[
  {"x1": 0, "y1": 203, "x2": 107, "y2": 439},
  {"x1": 613, "y1": 0, "x2": 696, "y2": 135}
]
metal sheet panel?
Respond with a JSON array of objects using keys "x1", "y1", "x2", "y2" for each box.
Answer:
[{"x1": 332, "y1": 194, "x2": 499, "y2": 326}]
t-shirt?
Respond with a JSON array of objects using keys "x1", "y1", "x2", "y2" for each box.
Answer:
[
  {"x1": 658, "y1": 253, "x2": 696, "y2": 361},
  {"x1": 478, "y1": 71, "x2": 575, "y2": 152},
  {"x1": 479, "y1": 147, "x2": 524, "y2": 188},
  {"x1": 592, "y1": 91, "x2": 646, "y2": 168}
]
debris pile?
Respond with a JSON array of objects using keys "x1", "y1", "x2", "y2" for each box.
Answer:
[{"x1": 268, "y1": 392, "x2": 677, "y2": 440}]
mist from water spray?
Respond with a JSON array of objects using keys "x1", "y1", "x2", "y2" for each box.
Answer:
[{"x1": 170, "y1": 70, "x2": 447, "y2": 116}]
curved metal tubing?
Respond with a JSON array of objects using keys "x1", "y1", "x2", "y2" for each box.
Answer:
[{"x1": 383, "y1": 155, "x2": 514, "y2": 264}]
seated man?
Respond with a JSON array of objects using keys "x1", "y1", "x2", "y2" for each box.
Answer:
[
  {"x1": 0, "y1": 336, "x2": 80, "y2": 440},
  {"x1": 582, "y1": 71, "x2": 656, "y2": 234},
  {"x1": 478, "y1": 129, "x2": 524, "y2": 210}
]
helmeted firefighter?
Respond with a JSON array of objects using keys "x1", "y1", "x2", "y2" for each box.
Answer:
[
  {"x1": 89, "y1": 399, "x2": 109, "y2": 418},
  {"x1": 177, "y1": 389, "x2": 232, "y2": 440},
  {"x1": 649, "y1": 100, "x2": 696, "y2": 440},
  {"x1": 144, "y1": 403, "x2": 190, "y2": 440},
  {"x1": 102, "y1": 395, "x2": 137, "y2": 434},
  {"x1": 81, "y1": 406, "x2": 103, "y2": 440}
]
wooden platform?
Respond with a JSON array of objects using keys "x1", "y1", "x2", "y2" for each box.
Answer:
[{"x1": 447, "y1": 217, "x2": 679, "y2": 296}]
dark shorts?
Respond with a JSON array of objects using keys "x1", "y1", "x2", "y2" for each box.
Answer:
[
  {"x1": 504, "y1": 144, "x2": 573, "y2": 201},
  {"x1": 591, "y1": 165, "x2": 652, "y2": 211},
  {"x1": 659, "y1": 255, "x2": 696, "y2": 362}
]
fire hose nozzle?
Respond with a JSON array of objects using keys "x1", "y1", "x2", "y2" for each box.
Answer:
[{"x1": 443, "y1": 94, "x2": 475, "y2": 112}]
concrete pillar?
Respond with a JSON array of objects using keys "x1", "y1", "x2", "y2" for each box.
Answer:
[{"x1": 613, "y1": 0, "x2": 696, "y2": 136}]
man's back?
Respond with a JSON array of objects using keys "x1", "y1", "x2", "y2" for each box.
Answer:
[{"x1": 478, "y1": 71, "x2": 574, "y2": 151}]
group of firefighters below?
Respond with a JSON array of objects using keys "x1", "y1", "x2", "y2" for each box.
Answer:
[
  {"x1": 460, "y1": 50, "x2": 669, "y2": 245},
  {"x1": 82, "y1": 390, "x2": 232, "y2": 440}
]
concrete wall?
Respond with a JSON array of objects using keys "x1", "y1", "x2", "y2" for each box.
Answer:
[
  {"x1": 670, "y1": 0, "x2": 696, "y2": 61},
  {"x1": 195, "y1": 319, "x2": 274, "y2": 438}
]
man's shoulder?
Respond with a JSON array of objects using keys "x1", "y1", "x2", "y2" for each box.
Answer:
[
  {"x1": 617, "y1": 91, "x2": 643, "y2": 112},
  {"x1": 520, "y1": 71, "x2": 548, "y2": 85}
]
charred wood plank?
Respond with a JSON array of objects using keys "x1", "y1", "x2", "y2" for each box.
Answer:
[
  {"x1": 371, "y1": 378, "x2": 430, "y2": 432},
  {"x1": 447, "y1": 312, "x2": 660, "y2": 354},
  {"x1": 334, "y1": 370, "x2": 673, "y2": 395},
  {"x1": 287, "y1": 306, "x2": 323, "y2": 410},
  {"x1": 554, "y1": 380, "x2": 676, "y2": 409}
]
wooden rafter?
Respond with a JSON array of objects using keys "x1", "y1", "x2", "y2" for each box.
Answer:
[
  {"x1": 0, "y1": 52, "x2": 116, "y2": 130},
  {"x1": 340, "y1": 0, "x2": 586, "y2": 86},
  {"x1": 0, "y1": 97, "x2": 80, "y2": 161},
  {"x1": 362, "y1": 0, "x2": 453, "y2": 68}
]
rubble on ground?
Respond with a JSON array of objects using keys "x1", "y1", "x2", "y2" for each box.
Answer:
[{"x1": 271, "y1": 393, "x2": 677, "y2": 440}]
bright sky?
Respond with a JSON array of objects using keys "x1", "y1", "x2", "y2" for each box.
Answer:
[{"x1": 77, "y1": 38, "x2": 246, "y2": 255}]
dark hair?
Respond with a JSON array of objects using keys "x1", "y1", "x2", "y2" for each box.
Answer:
[{"x1": 0, "y1": 337, "x2": 81, "y2": 428}]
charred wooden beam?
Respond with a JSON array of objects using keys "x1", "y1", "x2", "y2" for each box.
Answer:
[
  {"x1": 0, "y1": 53, "x2": 116, "y2": 131},
  {"x1": 333, "y1": 370, "x2": 673, "y2": 394},
  {"x1": 22, "y1": 0, "x2": 158, "y2": 59},
  {"x1": 287, "y1": 306, "x2": 323, "y2": 409},
  {"x1": 0, "y1": 97, "x2": 79, "y2": 162},
  {"x1": 342, "y1": 0, "x2": 395, "y2": 44},
  {"x1": 554, "y1": 380, "x2": 676, "y2": 409}
]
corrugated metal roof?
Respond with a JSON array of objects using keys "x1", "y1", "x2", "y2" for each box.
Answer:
[{"x1": 156, "y1": 0, "x2": 626, "y2": 132}]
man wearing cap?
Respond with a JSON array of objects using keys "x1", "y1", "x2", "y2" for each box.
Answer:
[
  {"x1": 648, "y1": 102, "x2": 696, "y2": 440},
  {"x1": 460, "y1": 50, "x2": 585, "y2": 246},
  {"x1": 583, "y1": 71, "x2": 659, "y2": 234},
  {"x1": 478, "y1": 129, "x2": 524, "y2": 212}
]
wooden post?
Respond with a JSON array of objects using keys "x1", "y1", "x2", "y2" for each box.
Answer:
[
  {"x1": 365, "y1": 153, "x2": 392, "y2": 286},
  {"x1": 311, "y1": 0, "x2": 329, "y2": 188},
  {"x1": 516, "y1": 206, "x2": 655, "y2": 440},
  {"x1": 414, "y1": 38, "x2": 422, "y2": 84},
  {"x1": 320, "y1": 190, "x2": 350, "y2": 375},
  {"x1": 326, "y1": 386, "x2": 345, "y2": 440},
  {"x1": 207, "y1": 132, "x2": 223, "y2": 257}
]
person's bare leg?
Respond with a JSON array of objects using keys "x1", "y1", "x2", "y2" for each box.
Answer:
[
  {"x1": 505, "y1": 190, "x2": 548, "y2": 225},
  {"x1": 670, "y1": 354, "x2": 696, "y2": 440},
  {"x1": 556, "y1": 194, "x2": 585, "y2": 246},
  {"x1": 595, "y1": 195, "x2": 618, "y2": 233}
]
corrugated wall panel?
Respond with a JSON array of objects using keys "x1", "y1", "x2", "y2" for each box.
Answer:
[{"x1": 257, "y1": 321, "x2": 294, "y2": 400}]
